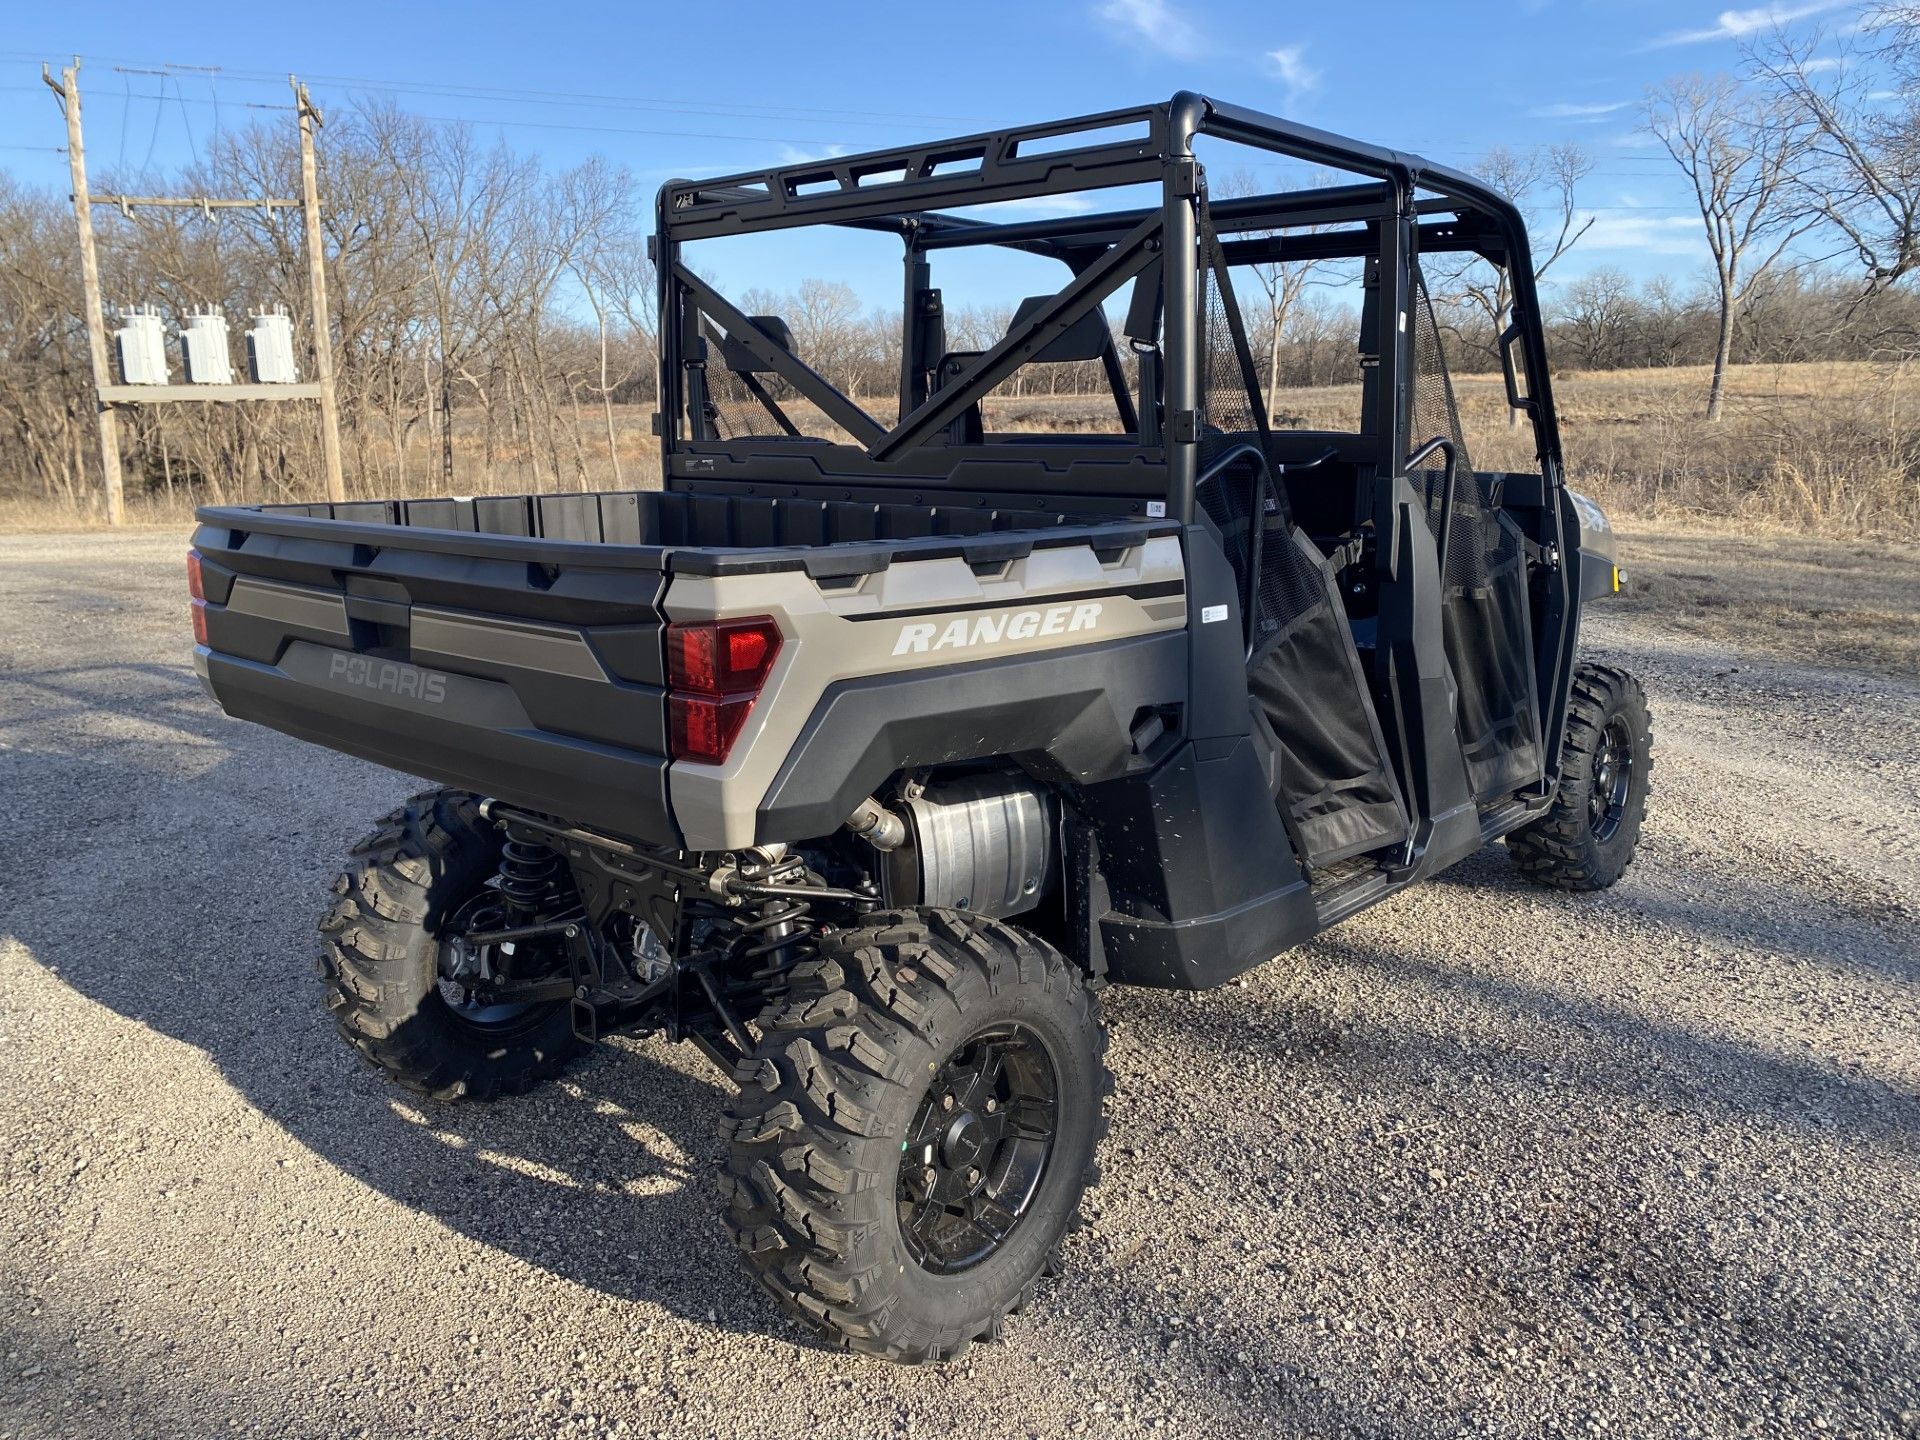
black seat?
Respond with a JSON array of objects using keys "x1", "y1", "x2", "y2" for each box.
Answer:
[
  {"x1": 1003, "y1": 294, "x2": 1112, "y2": 363},
  {"x1": 717, "y1": 314, "x2": 795, "y2": 373}
]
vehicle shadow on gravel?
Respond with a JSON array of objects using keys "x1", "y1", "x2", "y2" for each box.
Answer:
[
  {"x1": 2, "y1": 666, "x2": 816, "y2": 1353},
  {"x1": 1433, "y1": 842, "x2": 1919, "y2": 987},
  {"x1": 1355, "y1": 850, "x2": 1917, "y2": 1148}
]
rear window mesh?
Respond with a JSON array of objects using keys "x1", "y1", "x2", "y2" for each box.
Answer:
[
  {"x1": 1199, "y1": 246, "x2": 1258, "y2": 466},
  {"x1": 694, "y1": 324, "x2": 789, "y2": 440}
]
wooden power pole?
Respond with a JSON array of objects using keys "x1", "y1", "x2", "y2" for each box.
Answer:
[
  {"x1": 43, "y1": 60, "x2": 350, "y2": 521},
  {"x1": 293, "y1": 79, "x2": 346, "y2": 502},
  {"x1": 44, "y1": 60, "x2": 125, "y2": 525}
]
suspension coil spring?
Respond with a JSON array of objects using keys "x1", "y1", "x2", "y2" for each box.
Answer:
[
  {"x1": 497, "y1": 836, "x2": 565, "y2": 922},
  {"x1": 735, "y1": 896, "x2": 816, "y2": 971}
]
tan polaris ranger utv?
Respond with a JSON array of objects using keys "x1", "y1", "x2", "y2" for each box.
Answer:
[{"x1": 189, "y1": 92, "x2": 1650, "y2": 1362}]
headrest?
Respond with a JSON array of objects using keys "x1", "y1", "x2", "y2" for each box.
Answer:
[
  {"x1": 1006, "y1": 295, "x2": 1111, "y2": 364},
  {"x1": 720, "y1": 315, "x2": 795, "y2": 374}
]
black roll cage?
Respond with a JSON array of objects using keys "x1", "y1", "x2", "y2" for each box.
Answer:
[{"x1": 653, "y1": 92, "x2": 1566, "y2": 524}]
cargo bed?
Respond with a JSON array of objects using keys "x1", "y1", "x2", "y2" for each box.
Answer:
[{"x1": 190, "y1": 488, "x2": 1176, "y2": 844}]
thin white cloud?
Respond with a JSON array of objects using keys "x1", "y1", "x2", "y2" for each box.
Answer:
[
  {"x1": 1531, "y1": 100, "x2": 1634, "y2": 119},
  {"x1": 1575, "y1": 213, "x2": 1710, "y2": 257},
  {"x1": 1097, "y1": 0, "x2": 1203, "y2": 59},
  {"x1": 954, "y1": 195, "x2": 1101, "y2": 217},
  {"x1": 1648, "y1": 0, "x2": 1851, "y2": 48},
  {"x1": 1268, "y1": 45, "x2": 1321, "y2": 104},
  {"x1": 775, "y1": 143, "x2": 848, "y2": 166}
]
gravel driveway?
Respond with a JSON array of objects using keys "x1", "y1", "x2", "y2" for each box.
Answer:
[{"x1": 2, "y1": 528, "x2": 1916, "y2": 1439}]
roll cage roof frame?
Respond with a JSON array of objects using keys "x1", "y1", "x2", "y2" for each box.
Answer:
[{"x1": 653, "y1": 92, "x2": 1565, "y2": 524}]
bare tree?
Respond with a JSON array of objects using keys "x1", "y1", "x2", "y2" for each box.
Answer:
[
  {"x1": 1213, "y1": 172, "x2": 1339, "y2": 418},
  {"x1": 784, "y1": 279, "x2": 868, "y2": 399},
  {"x1": 1557, "y1": 267, "x2": 1640, "y2": 370},
  {"x1": 1430, "y1": 144, "x2": 1595, "y2": 424},
  {"x1": 1747, "y1": 8, "x2": 1920, "y2": 296},
  {"x1": 1646, "y1": 75, "x2": 1810, "y2": 420}
]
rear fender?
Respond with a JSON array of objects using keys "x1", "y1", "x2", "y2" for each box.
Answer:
[{"x1": 664, "y1": 534, "x2": 1189, "y2": 851}]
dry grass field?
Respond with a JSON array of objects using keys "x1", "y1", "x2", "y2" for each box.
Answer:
[
  {"x1": 4, "y1": 360, "x2": 1914, "y2": 537},
  {"x1": 912, "y1": 360, "x2": 1920, "y2": 537}
]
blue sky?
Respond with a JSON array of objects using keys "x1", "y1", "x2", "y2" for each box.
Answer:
[{"x1": 0, "y1": 0, "x2": 1867, "y2": 308}]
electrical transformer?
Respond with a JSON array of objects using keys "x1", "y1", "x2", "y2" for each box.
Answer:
[
  {"x1": 114, "y1": 307, "x2": 169, "y2": 385},
  {"x1": 246, "y1": 309, "x2": 299, "y2": 384},
  {"x1": 180, "y1": 309, "x2": 234, "y2": 385}
]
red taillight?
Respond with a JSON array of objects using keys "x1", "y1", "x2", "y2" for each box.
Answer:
[
  {"x1": 669, "y1": 694, "x2": 757, "y2": 764},
  {"x1": 665, "y1": 617, "x2": 782, "y2": 764},
  {"x1": 667, "y1": 616, "x2": 781, "y2": 696},
  {"x1": 191, "y1": 599, "x2": 208, "y2": 646}
]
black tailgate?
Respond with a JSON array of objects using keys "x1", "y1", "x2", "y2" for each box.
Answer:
[{"x1": 191, "y1": 503, "x2": 676, "y2": 843}]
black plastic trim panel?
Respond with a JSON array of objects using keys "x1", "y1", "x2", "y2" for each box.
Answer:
[
  {"x1": 196, "y1": 493, "x2": 1175, "y2": 582},
  {"x1": 755, "y1": 631, "x2": 1187, "y2": 843},
  {"x1": 201, "y1": 648, "x2": 677, "y2": 844}
]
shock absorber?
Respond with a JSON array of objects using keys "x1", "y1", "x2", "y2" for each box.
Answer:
[
  {"x1": 733, "y1": 895, "x2": 815, "y2": 979},
  {"x1": 496, "y1": 835, "x2": 566, "y2": 924},
  {"x1": 721, "y1": 848, "x2": 819, "y2": 982}
]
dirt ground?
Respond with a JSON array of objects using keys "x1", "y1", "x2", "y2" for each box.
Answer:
[{"x1": 1, "y1": 524, "x2": 1916, "y2": 1439}]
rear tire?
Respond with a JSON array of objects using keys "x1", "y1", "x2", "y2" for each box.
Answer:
[
  {"x1": 721, "y1": 909, "x2": 1108, "y2": 1364},
  {"x1": 316, "y1": 787, "x2": 581, "y2": 1100},
  {"x1": 1507, "y1": 662, "x2": 1653, "y2": 892}
]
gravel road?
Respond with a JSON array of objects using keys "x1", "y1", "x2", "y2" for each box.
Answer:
[{"x1": 2, "y1": 528, "x2": 1916, "y2": 1440}]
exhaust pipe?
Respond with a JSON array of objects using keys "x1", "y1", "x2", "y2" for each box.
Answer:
[{"x1": 845, "y1": 795, "x2": 907, "y2": 851}]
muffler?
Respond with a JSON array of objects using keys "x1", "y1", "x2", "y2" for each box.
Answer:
[{"x1": 879, "y1": 773, "x2": 1056, "y2": 920}]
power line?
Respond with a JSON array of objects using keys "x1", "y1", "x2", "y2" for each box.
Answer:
[
  {"x1": 1, "y1": 50, "x2": 981, "y2": 130},
  {"x1": 250, "y1": 69, "x2": 982, "y2": 129},
  {"x1": 5, "y1": 70, "x2": 1704, "y2": 212},
  {"x1": 0, "y1": 82, "x2": 288, "y2": 111},
  {"x1": 138, "y1": 76, "x2": 162, "y2": 172},
  {"x1": 174, "y1": 75, "x2": 199, "y2": 166},
  {"x1": 0, "y1": 82, "x2": 918, "y2": 147}
]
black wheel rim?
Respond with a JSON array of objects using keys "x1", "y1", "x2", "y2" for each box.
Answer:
[
  {"x1": 435, "y1": 891, "x2": 549, "y2": 1034},
  {"x1": 1589, "y1": 716, "x2": 1635, "y2": 843},
  {"x1": 896, "y1": 1024, "x2": 1059, "y2": 1275}
]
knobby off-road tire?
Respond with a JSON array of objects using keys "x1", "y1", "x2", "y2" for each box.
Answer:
[
  {"x1": 1507, "y1": 662, "x2": 1653, "y2": 892},
  {"x1": 722, "y1": 909, "x2": 1109, "y2": 1364},
  {"x1": 317, "y1": 787, "x2": 581, "y2": 1100}
]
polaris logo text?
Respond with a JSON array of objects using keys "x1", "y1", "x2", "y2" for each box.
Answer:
[
  {"x1": 327, "y1": 652, "x2": 448, "y2": 704},
  {"x1": 892, "y1": 602, "x2": 1102, "y2": 657}
]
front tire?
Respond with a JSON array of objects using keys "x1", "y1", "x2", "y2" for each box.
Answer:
[
  {"x1": 1507, "y1": 662, "x2": 1653, "y2": 891},
  {"x1": 721, "y1": 909, "x2": 1108, "y2": 1363},
  {"x1": 317, "y1": 788, "x2": 581, "y2": 1100}
]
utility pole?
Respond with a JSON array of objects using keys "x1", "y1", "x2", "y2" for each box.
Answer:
[
  {"x1": 44, "y1": 60, "x2": 125, "y2": 525},
  {"x1": 43, "y1": 59, "x2": 349, "y2": 519},
  {"x1": 293, "y1": 78, "x2": 346, "y2": 502}
]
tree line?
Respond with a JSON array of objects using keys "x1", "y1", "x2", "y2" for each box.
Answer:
[{"x1": 0, "y1": 0, "x2": 1913, "y2": 516}]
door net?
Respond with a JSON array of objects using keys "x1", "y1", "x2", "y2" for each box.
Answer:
[
  {"x1": 1193, "y1": 196, "x2": 1409, "y2": 869},
  {"x1": 1407, "y1": 268, "x2": 1544, "y2": 802}
]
